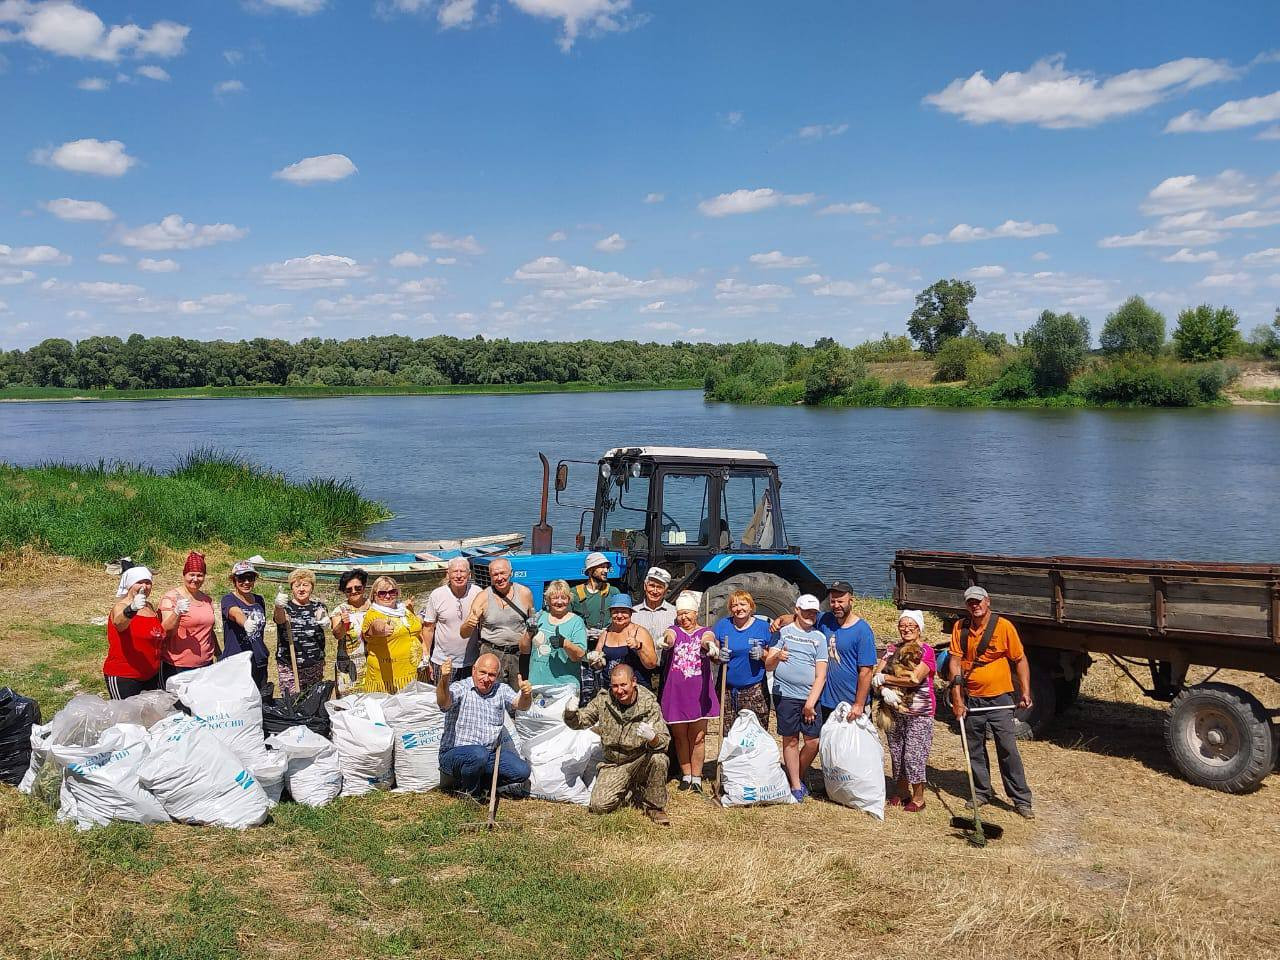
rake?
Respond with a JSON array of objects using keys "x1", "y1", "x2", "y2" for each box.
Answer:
[{"x1": 460, "y1": 739, "x2": 519, "y2": 833}]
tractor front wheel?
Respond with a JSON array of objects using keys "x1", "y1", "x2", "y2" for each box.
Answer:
[{"x1": 699, "y1": 571, "x2": 800, "y2": 625}]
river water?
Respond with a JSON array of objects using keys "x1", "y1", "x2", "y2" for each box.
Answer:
[{"x1": 2, "y1": 390, "x2": 1277, "y2": 593}]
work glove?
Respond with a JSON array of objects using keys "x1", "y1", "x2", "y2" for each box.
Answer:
[
  {"x1": 636, "y1": 721, "x2": 655, "y2": 742},
  {"x1": 871, "y1": 673, "x2": 886, "y2": 689},
  {"x1": 275, "y1": 591, "x2": 289, "y2": 609},
  {"x1": 313, "y1": 605, "x2": 327, "y2": 623},
  {"x1": 533, "y1": 631, "x2": 550, "y2": 656},
  {"x1": 881, "y1": 688, "x2": 902, "y2": 708},
  {"x1": 564, "y1": 694, "x2": 580, "y2": 713},
  {"x1": 654, "y1": 631, "x2": 671, "y2": 651},
  {"x1": 548, "y1": 632, "x2": 565, "y2": 650},
  {"x1": 748, "y1": 641, "x2": 763, "y2": 661},
  {"x1": 129, "y1": 592, "x2": 147, "y2": 612},
  {"x1": 526, "y1": 615, "x2": 540, "y2": 632},
  {"x1": 175, "y1": 597, "x2": 191, "y2": 616},
  {"x1": 586, "y1": 650, "x2": 606, "y2": 669}
]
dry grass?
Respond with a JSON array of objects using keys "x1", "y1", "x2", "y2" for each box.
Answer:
[
  {"x1": 1, "y1": 588, "x2": 1278, "y2": 959},
  {"x1": 866, "y1": 359, "x2": 939, "y2": 386}
]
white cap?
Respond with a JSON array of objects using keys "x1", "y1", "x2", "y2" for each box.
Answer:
[
  {"x1": 644, "y1": 566, "x2": 672, "y2": 586},
  {"x1": 583, "y1": 552, "x2": 611, "y2": 574},
  {"x1": 963, "y1": 585, "x2": 989, "y2": 602},
  {"x1": 675, "y1": 590, "x2": 700, "y2": 612},
  {"x1": 795, "y1": 594, "x2": 820, "y2": 611}
]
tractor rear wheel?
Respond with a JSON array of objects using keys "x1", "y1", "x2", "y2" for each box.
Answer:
[{"x1": 699, "y1": 571, "x2": 799, "y2": 624}]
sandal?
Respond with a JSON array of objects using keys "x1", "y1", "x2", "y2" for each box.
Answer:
[
  {"x1": 887, "y1": 795, "x2": 903, "y2": 807},
  {"x1": 903, "y1": 799, "x2": 926, "y2": 813}
]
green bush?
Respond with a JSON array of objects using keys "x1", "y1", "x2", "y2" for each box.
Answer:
[
  {"x1": 1070, "y1": 360, "x2": 1238, "y2": 407},
  {"x1": 1173, "y1": 304, "x2": 1240, "y2": 361},
  {"x1": 1100, "y1": 296, "x2": 1165, "y2": 357},
  {"x1": 933, "y1": 336, "x2": 984, "y2": 382},
  {"x1": 990, "y1": 361, "x2": 1037, "y2": 401},
  {"x1": 1024, "y1": 310, "x2": 1090, "y2": 392},
  {"x1": 880, "y1": 380, "x2": 913, "y2": 406},
  {"x1": 850, "y1": 334, "x2": 917, "y2": 363},
  {"x1": 964, "y1": 352, "x2": 1001, "y2": 387},
  {"x1": 804, "y1": 347, "x2": 866, "y2": 404}
]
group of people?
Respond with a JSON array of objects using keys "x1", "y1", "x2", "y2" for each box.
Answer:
[{"x1": 104, "y1": 551, "x2": 1035, "y2": 824}]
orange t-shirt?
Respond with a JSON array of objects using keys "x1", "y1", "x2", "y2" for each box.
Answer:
[{"x1": 949, "y1": 616, "x2": 1024, "y2": 698}]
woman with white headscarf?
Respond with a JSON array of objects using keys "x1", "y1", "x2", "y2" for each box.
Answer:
[
  {"x1": 103, "y1": 564, "x2": 167, "y2": 699},
  {"x1": 872, "y1": 610, "x2": 937, "y2": 812},
  {"x1": 658, "y1": 590, "x2": 723, "y2": 795}
]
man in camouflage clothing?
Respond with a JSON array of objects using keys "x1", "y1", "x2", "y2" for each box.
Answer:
[{"x1": 565, "y1": 663, "x2": 672, "y2": 825}]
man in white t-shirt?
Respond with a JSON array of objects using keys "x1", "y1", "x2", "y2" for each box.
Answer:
[{"x1": 421, "y1": 557, "x2": 483, "y2": 682}]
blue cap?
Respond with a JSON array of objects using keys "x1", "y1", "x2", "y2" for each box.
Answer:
[{"x1": 608, "y1": 594, "x2": 633, "y2": 610}]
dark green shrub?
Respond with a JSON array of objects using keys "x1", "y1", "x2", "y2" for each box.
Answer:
[
  {"x1": 933, "y1": 336, "x2": 983, "y2": 382},
  {"x1": 990, "y1": 361, "x2": 1036, "y2": 401}
]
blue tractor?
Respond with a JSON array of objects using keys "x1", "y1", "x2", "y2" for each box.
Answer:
[{"x1": 472, "y1": 446, "x2": 826, "y2": 620}]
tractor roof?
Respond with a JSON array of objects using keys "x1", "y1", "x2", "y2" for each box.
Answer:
[{"x1": 603, "y1": 446, "x2": 775, "y2": 466}]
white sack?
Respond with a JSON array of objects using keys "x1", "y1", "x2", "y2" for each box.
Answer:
[
  {"x1": 254, "y1": 747, "x2": 288, "y2": 805},
  {"x1": 383, "y1": 681, "x2": 445, "y2": 793},
  {"x1": 819, "y1": 702, "x2": 886, "y2": 820},
  {"x1": 166, "y1": 652, "x2": 268, "y2": 772},
  {"x1": 138, "y1": 714, "x2": 270, "y2": 828},
  {"x1": 513, "y1": 685, "x2": 600, "y2": 805},
  {"x1": 51, "y1": 723, "x2": 170, "y2": 830},
  {"x1": 326, "y1": 694, "x2": 394, "y2": 796},
  {"x1": 266, "y1": 726, "x2": 343, "y2": 807},
  {"x1": 18, "y1": 722, "x2": 52, "y2": 794},
  {"x1": 718, "y1": 709, "x2": 796, "y2": 807}
]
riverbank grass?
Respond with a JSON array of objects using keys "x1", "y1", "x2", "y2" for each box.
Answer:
[{"x1": 0, "y1": 449, "x2": 390, "y2": 564}]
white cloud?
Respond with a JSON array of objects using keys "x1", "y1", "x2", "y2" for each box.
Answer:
[
  {"x1": 796, "y1": 273, "x2": 827, "y2": 285},
  {"x1": 1031, "y1": 251, "x2": 1051, "y2": 261},
  {"x1": 77, "y1": 76, "x2": 108, "y2": 91},
  {"x1": 1099, "y1": 228, "x2": 1224, "y2": 248},
  {"x1": 0, "y1": 3, "x2": 189, "y2": 61},
  {"x1": 871, "y1": 262, "x2": 893, "y2": 273},
  {"x1": 246, "y1": 303, "x2": 292, "y2": 318},
  {"x1": 749, "y1": 250, "x2": 813, "y2": 269},
  {"x1": 722, "y1": 110, "x2": 744, "y2": 128},
  {"x1": 595, "y1": 233, "x2": 626, "y2": 253},
  {"x1": 920, "y1": 220, "x2": 1058, "y2": 245},
  {"x1": 390, "y1": 251, "x2": 429, "y2": 268},
  {"x1": 428, "y1": 232, "x2": 484, "y2": 254},
  {"x1": 272, "y1": 153, "x2": 358, "y2": 184},
  {"x1": 1163, "y1": 248, "x2": 1219, "y2": 263},
  {"x1": 1257, "y1": 125, "x2": 1280, "y2": 141},
  {"x1": 698, "y1": 188, "x2": 816, "y2": 217},
  {"x1": 1243, "y1": 247, "x2": 1280, "y2": 264},
  {"x1": 569, "y1": 298, "x2": 607, "y2": 311},
  {"x1": 507, "y1": 0, "x2": 639, "y2": 53},
  {"x1": 214, "y1": 79, "x2": 246, "y2": 95},
  {"x1": 96, "y1": 253, "x2": 127, "y2": 264},
  {"x1": 640, "y1": 300, "x2": 667, "y2": 313},
  {"x1": 136, "y1": 64, "x2": 169, "y2": 81},
  {"x1": 1166, "y1": 90, "x2": 1280, "y2": 133},
  {"x1": 178, "y1": 293, "x2": 244, "y2": 314},
  {"x1": 74, "y1": 280, "x2": 144, "y2": 299},
  {"x1": 927, "y1": 55, "x2": 1237, "y2": 129},
  {"x1": 137, "y1": 257, "x2": 179, "y2": 272},
  {"x1": 42, "y1": 197, "x2": 115, "y2": 221},
  {"x1": 0, "y1": 243, "x2": 69, "y2": 265},
  {"x1": 546, "y1": 230, "x2": 568, "y2": 242},
  {"x1": 115, "y1": 214, "x2": 248, "y2": 251},
  {"x1": 1140, "y1": 170, "x2": 1258, "y2": 214},
  {"x1": 817, "y1": 201, "x2": 879, "y2": 216},
  {"x1": 32, "y1": 138, "x2": 136, "y2": 176},
  {"x1": 968, "y1": 264, "x2": 1006, "y2": 278},
  {"x1": 714, "y1": 279, "x2": 792, "y2": 301},
  {"x1": 797, "y1": 123, "x2": 849, "y2": 141},
  {"x1": 395, "y1": 278, "x2": 444, "y2": 297},
  {"x1": 1198, "y1": 272, "x2": 1250, "y2": 288},
  {"x1": 256, "y1": 0, "x2": 327, "y2": 13},
  {"x1": 435, "y1": 256, "x2": 457, "y2": 265},
  {"x1": 643, "y1": 192, "x2": 664, "y2": 204},
  {"x1": 436, "y1": 0, "x2": 477, "y2": 28},
  {"x1": 258, "y1": 254, "x2": 369, "y2": 290},
  {"x1": 512, "y1": 256, "x2": 695, "y2": 300},
  {"x1": 0, "y1": 269, "x2": 36, "y2": 286},
  {"x1": 811, "y1": 276, "x2": 914, "y2": 304},
  {"x1": 644, "y1": 319, "x2": 679, "y2": 330}
]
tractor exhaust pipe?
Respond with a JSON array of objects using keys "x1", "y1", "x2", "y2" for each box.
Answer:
[{"x1": 532, "y1": 452, "x2": 553, "y2": 554}]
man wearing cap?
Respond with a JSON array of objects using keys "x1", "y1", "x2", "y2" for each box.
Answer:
[
  {"x1": 947, "y1": 585, "x2": 1035, "y2": 819},
  {"x1": 630, "y1": 567, "x2": 676, "y2": 647},
  {"x1": 816, "y1": 580, "x2": 878, "y2": 723},
  {"x1": 764, "y1": 594, "x2": 828, "y2": 802},
  {"x1": 572, "y1": 552, "x2": 620, "y2": 697}
]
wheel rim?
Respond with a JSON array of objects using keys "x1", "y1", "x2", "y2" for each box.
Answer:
[{"x1": 1185, "y1": 705, "x2": 1243, "y2": 767}]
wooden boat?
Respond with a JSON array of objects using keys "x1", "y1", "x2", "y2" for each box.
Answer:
[{"x1": 338, "y1": 532, "x2": 523, "y2": 557}]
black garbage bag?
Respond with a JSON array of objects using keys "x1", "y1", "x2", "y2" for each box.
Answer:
[
  {"x1": 262, "y1": 681, "x2": 334, "y2": 739},
  {"x1": 0, "y1": 688, "x2": 41, "y2": 786}
]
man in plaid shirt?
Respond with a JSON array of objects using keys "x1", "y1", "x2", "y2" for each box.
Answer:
[{"x1": 437, "y1": 652, "x2": 534, "y2": 798}]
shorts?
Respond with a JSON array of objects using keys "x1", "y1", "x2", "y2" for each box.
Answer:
[
  {"x1": 773, "y1": 694, "x2": 821, "y2": 738},
  {"x1": 104, "y1": 673, "x2": 160, "y2": 700}
]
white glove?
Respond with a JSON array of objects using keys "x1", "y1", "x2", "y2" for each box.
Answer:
[
  {"x1": 636, "y1": 721, "x2": 655, "y2": 742},
  {"x1": 586, "y1": 650, "x2": 605, "y2": 669},
  {"x1": 881, "y1": 688, "x2": 901, "y2": 708},
  {"x1": 313, "y1": 605, "x2": 327, "y2": 623},
  {"x1": 175, "y1": 597, "x2": 191, "y2": 616},
  {"x1": 871, "y1": 672, "x2": 886, "y2": 689},
  {"x1": 565, "y1": 694, "x2": 580, "y2": 712},
  {"x1": 654, "y1": 631, "x2": 671, "y2": 651},
  {"x1": 275, "y1": 591, "x2": 289, "y2": 608},
  {"x1": 533, "y1": 631, "x2": 550, "y2": 656},
  {"x1": 129, "y1": 592, "x2": 147, "y2": 611}
]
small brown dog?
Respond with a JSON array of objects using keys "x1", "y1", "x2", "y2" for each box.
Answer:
[{"x1": 874, "y1": 639, "x2": 924, "y2": 734}]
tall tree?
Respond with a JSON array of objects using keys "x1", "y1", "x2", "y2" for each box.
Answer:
[
  {"x1": 1173, "y1": 304, "x2": 1240, "y2": 361},
  {"x1": 1100, "y1": 296, "x2": 1165, "y2": 357},
  {"x1": 907, "y1": 279, "x2": 976, "y2": 355},
  {"x1": 1024, "y1": 310, "x2": 1091, "y2": 392}
]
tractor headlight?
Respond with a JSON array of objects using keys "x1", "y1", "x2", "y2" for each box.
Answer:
[{"x1": 600, "y1": 462, "x2": 612, "y2": 479}]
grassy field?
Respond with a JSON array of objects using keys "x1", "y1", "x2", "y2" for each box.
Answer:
[
  {"x1": 0, "y1": 380, "x2": 701, "y2": 403},
  {"x1": 1237, "y1": 387, "x2": 1280, "y2": 403},
  {"x1": 0, "y1": 451, "x2": 390, "y2": 565},
  {"x1": 2, "y1": 553, "x2": 1277, "y2": 960}
]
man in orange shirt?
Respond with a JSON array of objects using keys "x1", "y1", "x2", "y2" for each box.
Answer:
[{"x1": 947, "y1": 585, "x2": 1034, "y2": 819}]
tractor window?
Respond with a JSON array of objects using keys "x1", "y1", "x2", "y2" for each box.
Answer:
[
  {"x1": 595, "y1": 472, "x2": 650, "y2": 550},
  {"x1": 660, "y1": 473, "x2": 711, "y2": 547},
  {"x1": 722, "y1": 471, "x2": 781, "y2": 549}
]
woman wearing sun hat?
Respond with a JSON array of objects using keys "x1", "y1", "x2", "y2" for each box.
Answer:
[
  {"x1": 104, "y1": 563, "x2": 166, "y2": 699},
  {"x1": 221, "y1": 559, "x2": 270, "y2": 690},
  {"x1": 589, "y1": 594, "x2": 658, "y2": 692}
]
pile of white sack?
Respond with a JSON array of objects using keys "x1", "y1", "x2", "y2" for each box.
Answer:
[{"x1": 512, "y1": 684, "x2": 601, "y2": 805}]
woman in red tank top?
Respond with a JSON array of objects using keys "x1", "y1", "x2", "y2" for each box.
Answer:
[{"x1": 104, "y1": 565, "x2": 166, "y2": 699}]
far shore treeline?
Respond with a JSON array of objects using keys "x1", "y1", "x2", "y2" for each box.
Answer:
[{"x1": 2, "y1": 280, "x2": 1278, "y2": 408}]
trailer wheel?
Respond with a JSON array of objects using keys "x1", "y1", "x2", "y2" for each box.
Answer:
[
  {"x1": 1165, "y1": 684, "x2": 1274, "y2": 793},
  {"x1": 700, "y1": 571, "x2": 799, "y2": 624},
  {"x1": 1013, "y1": 653, "x2": 1057, "y2": 740},
  {"x1": 1055, "y1": 676, "x2": 1082, "y2": 712}
]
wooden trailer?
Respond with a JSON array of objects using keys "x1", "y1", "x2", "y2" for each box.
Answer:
[{"x1": 891, "y1": 550, "x2": 1280, "y2": 793}]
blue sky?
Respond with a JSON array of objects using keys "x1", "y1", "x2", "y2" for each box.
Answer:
[{"x1": 2, "y1": 0, "x2": 1279, "y2": 349}]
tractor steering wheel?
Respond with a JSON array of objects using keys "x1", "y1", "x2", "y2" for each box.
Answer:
[{"x1": 660, "y1": 511, "x2": 683, "y2": 534}]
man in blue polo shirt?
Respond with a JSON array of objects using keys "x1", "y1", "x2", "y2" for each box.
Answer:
[{"x1": 816, "y1": 580, "x2": 877, "y2": 722}]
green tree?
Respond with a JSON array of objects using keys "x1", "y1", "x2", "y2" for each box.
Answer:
[
  {"x1": 1100, "y1": 295, "x2": 1166, "y2": 357},
  {"x1": 907, "y1": 279, "x2": 976, "y2": 355},
  {"x1": 1173, "y1": 304, "x2": 1240, "y2": 361},
  {"x1": 1023, "y1": 310, "x2": 1091, "y2": 392},
  {"x1": 933, "y1": 335, "x2": 984, "y2": 382},
  {"x1": 803, "y1": 344, "x2": 862, "y2": 404}
]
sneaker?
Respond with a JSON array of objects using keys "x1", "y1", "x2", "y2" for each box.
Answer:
[
  {"x1": 690, "y1": 781, "x2": 704, "y2": 795},
  {"x1": 790, "y1": 785, "x2": 809, "y2": 803},
  {"x1": 965, "y1": 797, "x2": 990, "y2": 812},
  {"x1": 1015, "y1": 804, "x2": 1035, "y2": 820},
  {"x1": 645, "y1": 808, "x2": 671, "y2": 826},
  {"x1": 677, "y1": 779, "x2": 691, "y2": 792},
  {"x1": 903, "y1": 799, "x2": 926, "y2": 813}
]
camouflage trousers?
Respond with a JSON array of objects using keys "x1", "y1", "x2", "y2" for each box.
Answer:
[{"x1": 588, "y1": 752, "x2": 669, "y2": 814}]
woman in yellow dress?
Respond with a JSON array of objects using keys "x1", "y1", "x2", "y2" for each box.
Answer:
[{"x1": 359, "y1": 576, "x2": 428, "y2": 694}]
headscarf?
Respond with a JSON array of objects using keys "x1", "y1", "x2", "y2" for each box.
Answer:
[
  {"x1": 116, "y1": 566, "x2": 154, "y2": 597},
  {"x1": 674, "y1": 591, "x2": 699, "y2": 613},
  {"x1": 897, "y1": 609, "x2": 927, "y2": 635},
  {"x1": 183, "y1": 550, "x2": 206, "y2": 575}
]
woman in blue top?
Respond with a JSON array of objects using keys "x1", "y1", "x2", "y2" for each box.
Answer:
[
  {"x1": 530, "y1": 579, "x2": 588, "y2": 689},
  {"x1": 712, "y1": 589, "x2": 775, "y2": 729}
]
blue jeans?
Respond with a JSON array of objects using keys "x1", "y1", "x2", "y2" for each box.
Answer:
[{"x1": 439, "y1": 742, "x2": 532, "y2": 797}]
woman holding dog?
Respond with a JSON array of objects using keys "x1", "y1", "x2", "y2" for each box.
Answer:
[{"x1": 874, "y1": 609, "x2": 937, "y2": 812}]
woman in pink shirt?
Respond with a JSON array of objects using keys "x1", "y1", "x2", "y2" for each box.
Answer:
[{"x1": 157, "y1": 551, "x2": 219, "y2": 684}]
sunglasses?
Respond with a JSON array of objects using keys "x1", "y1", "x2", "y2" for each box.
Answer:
[
  {"x1": 343, "y1": 585, "x2": 366, "y2": 594},
  {"x1": 234, "y1": 574, "x2": 257, "y2": 582},
  {"x1": 375, "y1": 589, "x2": 399, "y2": 597}
]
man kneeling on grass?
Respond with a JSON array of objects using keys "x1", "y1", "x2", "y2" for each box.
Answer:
[
  {"x1": 565, "y1": 663, "x2": 672, "y2": 825},
  {"x1": 436, "y1": 652, "x2": 534, "y2": 799}
]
